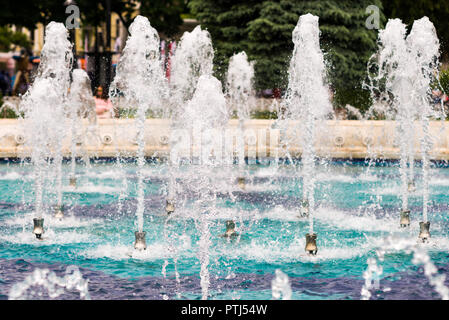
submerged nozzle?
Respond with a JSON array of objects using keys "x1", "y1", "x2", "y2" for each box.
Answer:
[
  {"x1": 299, "y1": 200, "x2": 309, "y2": 218},
  {"x1": 223, "y1": 220, "x2": 238, "y2": 238},
  {"x1": 33, "y1": 218, "x2": 44, "y2": 240},
  {"x1": 134, "y1": 231, "x2": 147, "y2": 251},
  {"x1": 165, "y1": 198, "x2": 175, "y2": 215},
  {"x1": 400, "y1": 209, "x2": 410, "y2": 228},
  {"x1": 69, "y1": 175, "x2": 77, "y2": 187},
  {"x1": 54, "y1": 204, "x2": 64, "y2": 220},
  {"x1": 237, "y1": 177, "x2": 246, "y2": 190},
  {"x1": 407, "y1": 180, "x2": 416, "y2": 192},
  {"x1": 305, "y1": 233, "x2": 317, "y2": 255},
  {"x1": 418, "y1": 221, "x2": 430, "y2": 243}
]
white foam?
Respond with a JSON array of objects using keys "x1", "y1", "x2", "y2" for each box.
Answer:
[
  {"x1": 83, "y1": 242, "x2": 191, "y2": 261},
  {"x1": 0, "y1": 229, "x2": 94, "y2": 245},
  {"x1": 84, "y1": 170, "x2": 125, "y2": 180},
  {"x1": 216, "y1": 238, "x2": 371, "y2": 263},
  {"x1": 4, "y1": 212, "x2": 103, "y2": 228},
  {"x1": 0, "y1": 172, "x2": 22, "y2": 181},
  {"x1": 314, "y1": 207, "x2": 399, "y2": 232},
  {"x1": 62, "y1": 182, "x2": 120, "y2": 194}
]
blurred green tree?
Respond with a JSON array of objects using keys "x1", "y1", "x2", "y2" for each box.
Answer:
[
  {"x1": 0, "y1": 27, "x2": 30, "y2": 51},
  {"x1": 383, "y1": 0, "x2": 449, "y2": 60},
  {"x1": 189, "y1": 0, "x2": 385, "y2": 111},
  {"x1": 0, "y1": 0, "x2": 186, "y2": 38}
]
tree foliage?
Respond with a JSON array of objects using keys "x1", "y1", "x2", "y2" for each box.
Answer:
[
  {"x1": 0, "y1": 0, "x2": 186, "y2": 38},
  {"x1": 383, "y1": 0, "x2": 449, "y2": 60},
  {"x1": 0, "y1": 27, "x2": 30, "y2": 51},
  {"x1": 190, "y1": 0, "x2": 385, "y2": 110},
  {"x1": 140, "y1": 0, "x2": 187, "y2": 37}
]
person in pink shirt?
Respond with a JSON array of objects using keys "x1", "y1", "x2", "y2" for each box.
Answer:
[{"x1": 94, "y1": 86, "x2": 114, "y2": 118}]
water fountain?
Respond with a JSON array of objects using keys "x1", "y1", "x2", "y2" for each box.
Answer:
[
  {"x1": 9, "y1": 265, "x2": 90, "y2": 300},
  {"x1": 19, "y1": 22, "x2": 73, "y2": 238},
  {"x1": 109, "y1": 15, "x2": 168, "y2": 250},
  {"x1": 271, "y1": 269, "x2": 292, "y2": 300},
  {"x1": 408, "y1": 17, "x2": 440, "y2": 242},
  {"x1": 283, "y1": 14, "x2": 333, "y2": 255},
  {"x1": 372, "y1": 19, "x2": 417, "y2": 228},
  {"x1": 175, "y1": 74, "x2": 230, "y2": 299},
  {"x1": 170, "y1": 25, "x2": 214, "y2": 107},
  {"x1": 226, "y1": 51, "x2": 255, "y2": 189},
  {"x1": 66, "y1": 68, "x2": 97, "y2": 191},
  {"x1": 2, "y1": 13, "x2": 449, "y2": 301},
  {"x1": 167, "y1": 25, "x2": 215, "y2": 216},
  {"x1": 371, "y1": 17, "x2": 441, "y2": 236}
]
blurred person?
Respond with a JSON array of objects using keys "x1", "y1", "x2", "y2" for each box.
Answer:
[
  {"x1": 69, "y1": 69, "x2": 97, "y2": 125},
  {"x1": 94, "y1": 86, "x2": 113, "y2": 118},
  {"x1": 0, "y1": 58, "x2": 16, "y2": 96},
  {"x1": 12, "y1": 49, "x2": 32, "y2": 96},
  {"x1": 0, "y1": 70, "x2": 10, "y2": 96}
]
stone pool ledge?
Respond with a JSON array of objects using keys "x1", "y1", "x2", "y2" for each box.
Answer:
[{"x1": 0, "y1": 119, "x2": 448, "y2": 160}]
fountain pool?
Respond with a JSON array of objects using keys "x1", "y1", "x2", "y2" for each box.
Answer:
[{"x1": 1, "y1": 160, "x2": 449, "y2": 300}]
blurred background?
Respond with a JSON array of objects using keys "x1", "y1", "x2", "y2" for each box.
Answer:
[{"x1": 0, "y1": 0, "x2": 448, "y2": 119}]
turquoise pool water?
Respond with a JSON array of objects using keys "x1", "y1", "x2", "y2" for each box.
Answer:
[{"x1": 0, "y1": 160, "x2": 448, "y2": 299}]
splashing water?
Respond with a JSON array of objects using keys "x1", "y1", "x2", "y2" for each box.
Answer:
[
  {"x1": 407, "y1": 17, "x2": 440, "y2": 223},
  {"x1": 226, "y1": 51, "x2": 255, "y2": 121},
  {"x1": 361, "y1": 236, "x2": 449, "y2": 300},
  {"x1": 170, "y1": 25, "x2": 214, "y2": 112},
  {"x1": 284, "y1": 14, "x2": 333, "y2": 233},
  {"x1": 19, "y1": 22, "x2": 73, "y2": 218},
  {"x1": 271, "y1": 269, "x2": 292, "y2": 300},
  {"x1": 68, "y1": 69, "x2": 97, "y2": 180},
  {"x1": 370, "y1": 17, "x2": 440, "y2": 222},
  {"x1": 372, "y1": 19, "x2": 414, "y2": 212},
  {"x1": 110, "y1": 15, "x2": 168, "y2": 232},
  {"x1": 9, "y1": 265, "x2": 90, "y2": 300},
  {"x1": 176, "y1": 75, "x2": 229, "y2": 299},
  {"x1": 226, "y1": 51, "x2": 255, "y2": 169}
]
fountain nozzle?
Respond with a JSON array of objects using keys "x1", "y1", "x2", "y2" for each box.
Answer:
[
  {"x1": 299, "y1": 200, "x2": 309, "y2": 218},
  {"x1": 237, "y1": 177, "x2": 246, "y2": 190},
  {"x1": 166, "y1": 198, "x2": 175, "y2": 215},
  {"x1": 305, "y1": 233, "x2": 317, "y2": 255},
  {"x1": 223, "y1": 220, "x2": 238, "y2": 238},
  {"x1": 400, "y1": 209, "x2": 410, "y2": 228},
  {"x1": 134, "y1": 231, "x2": 147, "y2": 250},
  {"x1": 408, "y1": 180, "x2": 416, "y2": 192},
  {"x1": 33, "y1": 218, "x2": 44, "y2": 240},
  {"x1": 418, "y1": 221, "x2": 430, "y2": 243},
  {"x1": 69, "y1": 175, "x2": 77, "y2": 187},
  {"x1": 54, "y1": 204, "x2": 64, "y2": 220}
]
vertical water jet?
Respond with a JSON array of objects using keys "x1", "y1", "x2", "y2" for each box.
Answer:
[
  {"x1": 19, "y1": 22, "x2": 73, "y2": 236},
  {"x1": 284, "y1": 14, "x2": 333, "y2": 254},
  {"x1": 110, "y1": 15, "x2": 168, "y2": 249}
]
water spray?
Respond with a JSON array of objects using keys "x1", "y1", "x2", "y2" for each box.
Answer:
[
  {"x1": 284, "y1": 14, "x2": 332, "y2": 256},
  {"x1": 299, "y1": 199, "x2": 309, "y2": 218},
  {"x1": 109, "y1": 15, "x2": 168, "y2": 250}
]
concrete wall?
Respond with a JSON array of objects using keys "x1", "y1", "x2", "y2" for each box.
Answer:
[{"x1": 0, "y1": 119, "x2": 448, "y2": 160}]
